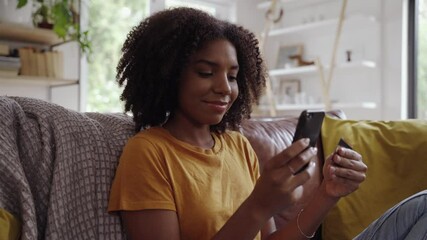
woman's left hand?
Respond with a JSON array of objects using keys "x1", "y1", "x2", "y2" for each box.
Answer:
[{"x1": 322, "y1": 147, "x2": 367, "y2": 198}]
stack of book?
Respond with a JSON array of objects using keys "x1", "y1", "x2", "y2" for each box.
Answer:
[
  {"x1": 0, "y1": 56, "x2": 21, "y2": 77},
  {"x1": 18, "y1": 47, "x2": 64, "y2": 79},
  {"x1": 0, "y1": 43, "x2": 20, "y2": 77}
]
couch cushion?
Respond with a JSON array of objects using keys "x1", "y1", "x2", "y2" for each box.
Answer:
[
  {"x1": 0, "y1": 208, "x2": 20, "y2": 240},
  {"x1": 321, "y1": 115, "x2": 427, "y2": 239}
]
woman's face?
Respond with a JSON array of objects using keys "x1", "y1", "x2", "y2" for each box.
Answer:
[{"x1": 173, "y1": 39, "x2": 239, "y2": 128}]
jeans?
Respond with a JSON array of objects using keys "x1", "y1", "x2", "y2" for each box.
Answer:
[{"x1": 354, "y1": 190, "x2": 427, "y2": 240}]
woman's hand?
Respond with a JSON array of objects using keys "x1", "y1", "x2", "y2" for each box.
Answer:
[
  {"x1": 322, "y1": 147, "x2": 367, "y2": 198},
  {"x1": 248, "y1": 138, "x2": 318, "y2": 219}
]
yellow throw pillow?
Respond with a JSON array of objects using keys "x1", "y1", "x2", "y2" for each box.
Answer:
[
  {"x1": 321, "y1": 115, "x2": 427, "y2": 240},
  {"x1": 0, "y1": 208, "x2": 20, "y2": 240}
]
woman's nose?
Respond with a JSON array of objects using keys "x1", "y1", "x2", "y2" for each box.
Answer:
[{"x1": 213, "y1": 73, "x2": 232, "y2": 94}]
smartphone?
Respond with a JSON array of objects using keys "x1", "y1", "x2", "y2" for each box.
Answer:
[
  {"x1": 337, "y1": 138, "x2": 353, "y2": 150},
  {"x1": 332, "y1": 138, "x2": 353, "y2": 167},
  {"x1": 292, "y1": 110, "x2": 326, "y2": 148}
]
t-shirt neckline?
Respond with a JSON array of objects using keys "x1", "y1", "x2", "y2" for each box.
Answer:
[{"x1": 153, "y1": 127, "x2": 223, "y2": 154}]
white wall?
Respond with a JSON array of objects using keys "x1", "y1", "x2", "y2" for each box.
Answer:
[{"x1": 235, "y1": 0, "x2": 264, "y2": 34}]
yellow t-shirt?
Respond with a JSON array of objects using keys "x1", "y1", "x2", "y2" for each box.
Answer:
[{"x1": 108, "y1": 127, "x2": 260, "y2": 239}]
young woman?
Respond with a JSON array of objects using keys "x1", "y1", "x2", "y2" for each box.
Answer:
[{"x1": 108, "y1": 7, "x2": 426, "y2": 240}]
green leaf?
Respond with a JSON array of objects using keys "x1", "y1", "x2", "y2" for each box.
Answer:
[
  {"x1": 27, "y1": 0, "x2": 93, "y2": 56},
  {"x1": 16, "y1": 0, "x2": 28, "y2": 8},
  {"x1": 52, "y1": 2, "x2": 73, "y2": 39}
]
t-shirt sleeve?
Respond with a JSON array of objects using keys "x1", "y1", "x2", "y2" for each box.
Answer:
[{"x1": 108, "y1": 135, "x2": 175, "y2": 212}]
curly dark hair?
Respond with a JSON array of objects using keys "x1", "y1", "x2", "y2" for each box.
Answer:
[{"x1": 117, "y1": 7, "x2": 267, "y2": 132}]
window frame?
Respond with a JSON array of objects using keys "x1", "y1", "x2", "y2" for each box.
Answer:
[{"x1": 408, "y1": 0, "x2": 418, "y2": 118}]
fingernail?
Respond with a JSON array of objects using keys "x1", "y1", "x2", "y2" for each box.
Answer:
[
  {"x1": 312, "y1": 147, "x2": 318, "y2": 153},
  {"x1": 288, "y1": 165, "x2": 296, "y2": 174},
  {"x1": 304, "y1": 138, "x2": 310, "y2": 144},
  {"x1": 333, "y1": 155, "x2": 340, "y2": 163}
]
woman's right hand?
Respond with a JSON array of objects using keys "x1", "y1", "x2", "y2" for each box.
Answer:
[{"x1": 249, "y1": 138, "x2": 318, "y2": 218}]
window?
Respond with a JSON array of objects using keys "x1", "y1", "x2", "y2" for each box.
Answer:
[
  {"x1": 86, "y1": 0, "x2": 149, "y2": 112},
  {"x1": 409, "y1": 0, "x2": 427, "y2": 119},
  {"x1": 418, "y1": 0, "x2": 427, "y2": 119},
  {"x1": 165, "y1": 0, "x2": 216, "y2": 15},
  {"x1": 85, "y1": 0, "x2": 233, "y2": 112}
]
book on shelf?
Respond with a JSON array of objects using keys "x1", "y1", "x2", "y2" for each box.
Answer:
[
  {"x1": 18, "y1": 47, "x2": 64, "y2": 79},
  {"x1": 36, "y1": 52, "x2": 47, "y2": 77},
  {"x1": 0, "y1": 55, "x2": 20, "y2": 77},
  {"x1": 45, "y1": 51, "x2": 64, "y2": 79},
  {"x1": 0, "y1": 56, "x2": 21, "y2": 69},
  {"x1": 29, "y1": 49, "x2": 39, "y2": 76},
  {"x1": 0, "y1": 43, "x2": 10, "y2": 56},
  {"x1": 45, "y1": 51, "x2": 55, "y2": 78},
  {"x1": 18, "y1": 48, "x2": 31, "y2": 76},
  {"x1": 53, "y1": 51, "x2": 64, "y2": 79}
]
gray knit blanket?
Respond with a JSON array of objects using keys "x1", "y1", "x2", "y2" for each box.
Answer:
[{"x1": 0, "y1": 96, "x2": 135, "y2": 239}]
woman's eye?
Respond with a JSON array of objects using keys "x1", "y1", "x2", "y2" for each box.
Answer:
[
  {"x1": 228, "y1": 76, "x2": 237, "y2": 81},
  {"x1": 198, "y1": 72, "x2": 213, "y2": 77}
]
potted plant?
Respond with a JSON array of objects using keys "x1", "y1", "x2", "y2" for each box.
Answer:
[{"x1": 17, "y1": 0, "x2": 91, "y2": 55}]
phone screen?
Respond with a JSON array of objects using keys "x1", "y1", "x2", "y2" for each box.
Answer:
[{"x1": 292, "y1": 110, "x2": 325, "y2": 147}]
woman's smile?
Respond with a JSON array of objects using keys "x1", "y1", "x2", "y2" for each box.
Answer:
[{"x1": 204, "y1": 100, "x2": 230, "y2": 113}]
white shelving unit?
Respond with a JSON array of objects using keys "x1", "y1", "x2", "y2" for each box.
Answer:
[
  {"x1": 255, "y1": 0, "x2": 381, "y2": 119},
  {"x1": 0, "y1": 74, "x2": 78, "y2": 86},
  {"x1": 0, "y1": 23, "x2": 61, "y2": 45},
  {"x1": 0, "y1": 23, "x2": 80, "y2": 110}
]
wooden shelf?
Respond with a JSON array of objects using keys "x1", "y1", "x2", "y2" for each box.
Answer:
[
  {"x1": 267, "y1": 14, "x2": 377, "y2": 37},
  {"x1": 258, "y1": 102, "x2": 377, "y2": 111},
  {"x1": 0, "y1": 23, "x2": 62, "y2": 45},
  {"x1": 0, "y1": 75, "x2": 78, "y2": 87},
  {"x1": 257, "y1": 0, "x2": 334, "y2": 10},
  {"x1": 269, "y1": 60, "x2": 376, "y2": 77}
]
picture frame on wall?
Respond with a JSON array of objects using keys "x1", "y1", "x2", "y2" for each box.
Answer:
[{"x1": 275, "y1": 44, "x2": 303, "y2": 69}]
